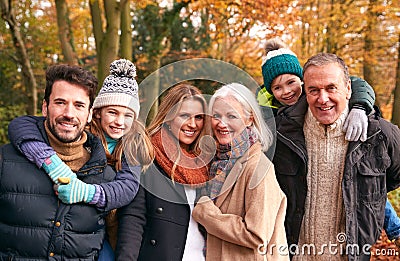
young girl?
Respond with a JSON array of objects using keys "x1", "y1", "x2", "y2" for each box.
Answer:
[
  {"x1": 116, "y1": 83, "x2": 213, "y2": 261},
  {"x1": 7, "y1": 59, "x2": 154, "y2": 260}
]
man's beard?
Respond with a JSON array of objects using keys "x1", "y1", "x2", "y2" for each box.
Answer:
[{"x1": 46, "y1": 117, "x2": 83, "y2": 143}]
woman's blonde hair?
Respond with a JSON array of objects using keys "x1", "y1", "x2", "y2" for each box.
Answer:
[
  {"x1": 146, "y1": 83, "x2": 211, "y2": 181},
  {"x1": 209, "y1": 82, "x2": 273, "y2": 152},
  {"x1": 88, "y1": 109, "x2": 154, "y2": 172},
  {"x1": 147, "y1": 83, "x2": 210, "y2": 155}
]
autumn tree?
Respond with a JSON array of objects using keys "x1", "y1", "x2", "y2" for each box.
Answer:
[
  {"x1": 120, "y1": 2, "x2": 133, "y2": 59},
  {"x1": 362, "y1": 0, "x2": 399, "y2": 116},
  {"x1": 293, "y1": 0, "x2": 400, "y2": 120},
  {"x1": 131, "y1": 0, "x2": 299, "y2": 121},
  {"x1": 55, "y1": 0, "x2": 79, "y2": 64},
  {"x1": 391, "y1": 33, "x2": 400, "y2": 126},
  {"x1": 89, "y1": 0, "x2": 140, "y2": 85},
  {"x1": 0, "y1": 0, "x2": 399, "y2": 132},
  {"x1": 0, "y1": 0, "x2": 37, "y2": 115},
  {"x1": 190, "y1": 0, "x2": 297, "y2": 79},
  {"x1": 131, "y1": 1, "x2": 193, "y2": 122}
]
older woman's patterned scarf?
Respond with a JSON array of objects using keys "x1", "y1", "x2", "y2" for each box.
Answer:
[{"x1": 208, "y1": 127, "x2": 258, "y2": 200}]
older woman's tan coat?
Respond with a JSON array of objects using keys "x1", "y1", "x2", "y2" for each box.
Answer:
[{"x1": 193, "y1": 142, "x2": 289, "y2": 261}]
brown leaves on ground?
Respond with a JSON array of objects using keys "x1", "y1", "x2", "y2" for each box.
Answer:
[{"x1": 370, "y1": 230, "x2": 400, "y2": 260}]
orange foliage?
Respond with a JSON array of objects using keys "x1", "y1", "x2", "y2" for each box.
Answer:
[{"x1": 370, "y1": 231, "x2": 400, "y2": 261}]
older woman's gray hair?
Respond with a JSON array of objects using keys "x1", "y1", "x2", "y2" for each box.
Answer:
[{"x1": 209, "y1": 82, "x2": 273, "y2": 152}]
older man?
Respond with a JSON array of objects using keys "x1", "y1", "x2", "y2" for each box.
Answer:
[
  {"x1": 274, "y1": 53, "x2": 400, "y2": 260},
  {"x1": 0, "y1": 64, "x2": 116, "y2": 260}
]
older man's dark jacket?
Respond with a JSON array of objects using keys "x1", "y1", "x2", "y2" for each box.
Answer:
[
  {"x1": 273, "y1": 97, "x2": 400, "y2": 261},
  {"x1": 0, "y1": 117, "x2": 116, "y2": 260}
]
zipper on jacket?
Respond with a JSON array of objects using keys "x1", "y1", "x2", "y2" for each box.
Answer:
[
  {"x1": 277, "y1": 130, "x2": 307, "y2": 164},
  {"x1": 78, "y1": 162, "x2": 107, "y2": 175},
  {"x1": 348, "y1": 130, "x2": 381, "y2": 154}
]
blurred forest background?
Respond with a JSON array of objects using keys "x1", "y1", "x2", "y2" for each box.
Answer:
[{"x1": 1, "y1": 1, "x2": 400, "y2": 256}]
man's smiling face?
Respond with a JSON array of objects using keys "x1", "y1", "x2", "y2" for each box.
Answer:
[
  {"x1": 304, "y1": 63, "x2": 351, "y2": 125},
  {"x1": 42, "y1": 80, "x2": 91, "y2": 142}
]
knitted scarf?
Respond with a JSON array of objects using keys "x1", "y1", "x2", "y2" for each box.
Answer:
[
  {"x1": 208, "y1": 127, "x2": 258, "y2": 200},
  {"x1": 151, "y1": 127, "x2": 209, "y2": 185},
  {"x1": 44, "y1": 121, "x2": 90, "y2": 172}
]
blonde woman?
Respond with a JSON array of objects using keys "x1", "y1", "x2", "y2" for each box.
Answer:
[{"x1": 116, "y1": 83, "x2": 213, "y2": 261}]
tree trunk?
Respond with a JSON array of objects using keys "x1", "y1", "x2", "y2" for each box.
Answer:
[
  {"x1": 89, "y1": 0, "x2": 103, "y2": 54},
  {"x1": 55, "y1": 0, "x2": 78, "y2": 65},
  {"x1": 391, "y1": 33, "x2": 400, "y2": 127},
  {"x1": 140, "y1": 58, "x2": 160, "y2": 125},
  {"x1": 90, "y1": 0, "x2": 121, "y2": 87},
  {"x1": 120, "y1": 0, "x2": 132, "y2": 60},
  {"x1": 363, "y1": 0, "x2": 377, "y2": 107},
  {"x1": 0, "y1": 0, "x2": 37, "y2": 115}
]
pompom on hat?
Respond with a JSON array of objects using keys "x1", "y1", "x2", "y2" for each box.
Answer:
[
  {"x1": 93, "y1": 59, "x2": 140, "y2": 118},
  {"x1": 261, "y1": 48, "x2": 303, "y2": 93}
]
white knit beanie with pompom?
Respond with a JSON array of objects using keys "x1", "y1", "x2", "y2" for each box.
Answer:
[{"x1": 93, "y1": 59, "x2": 140, "y2": 118}]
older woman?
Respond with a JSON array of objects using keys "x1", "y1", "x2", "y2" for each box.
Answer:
[{"x1": 193, "y1": 82, "x2": 289, "y2": 260}]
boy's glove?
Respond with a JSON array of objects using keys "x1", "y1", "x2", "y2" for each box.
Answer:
[
  {"x1": 42, "y1": 154, "x2": 77, "y2": 185},
  {"x1": 57, "y1": 177, "x2": 95, "y2": 204},
  {"x1": 343, "y1": 108, "x2": 368, "y2": 142}
]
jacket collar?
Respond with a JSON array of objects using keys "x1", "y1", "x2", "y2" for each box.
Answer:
[
  {"x1": 142, "y1": 162, "x2": 188, "y2": 204},
  {"x1": 276, "y1": 94, "x2": 308, "y2": 128}
]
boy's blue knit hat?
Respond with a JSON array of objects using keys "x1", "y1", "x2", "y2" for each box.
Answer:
[{"x1": 261, "y1": 48, "x2": 303, "y2": 93}]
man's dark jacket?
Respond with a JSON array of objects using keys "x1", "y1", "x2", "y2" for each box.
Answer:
[
  {"x1": 0, "y1": 117, "x2": 116, "y2": 260},
  {"x1": 273, "y1": 97, "x2": 400, "y2": 261}
]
